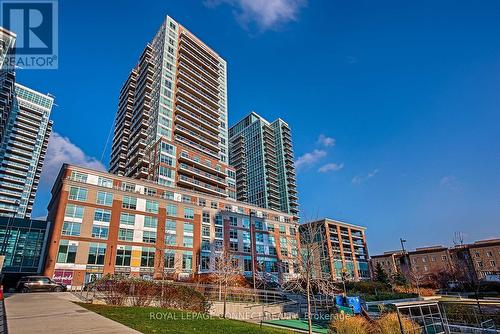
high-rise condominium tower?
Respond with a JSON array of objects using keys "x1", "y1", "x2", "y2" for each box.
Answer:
[
  {"x1": 0, "y1": 27, "x2": 54, "y2": 218},
  {"x1": 229, "y1": 112, "x2": 298, "y2": 215},
  {"x1": 0, "y1": 83, "x2": 53, "y2": 218},
  {"x1": 110, "y1": 16, "x2": 235, "y2": 199}
]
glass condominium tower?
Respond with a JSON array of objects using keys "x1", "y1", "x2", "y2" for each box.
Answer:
[
  {"x1": 110, "y1": 16, "x2": 235, "y2": 199},
  {"x1": 229, "y1": 112, "x2": 298, "y2": 216},
  {"x1": 0, "y1": 83, "x2": 53, "y2": 218},
  {"x1": 0, "y1": 27, "x2": 54, "y2": 218}
]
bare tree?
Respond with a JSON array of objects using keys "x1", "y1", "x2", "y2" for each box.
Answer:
[
  {"x1": 212, "y1": 246, "x2": 242, "y2": 318},
  {"x1": 409, "y1": 267, "x2": 425, "y2": 296},
  {"x1": 280, "y1": 221, "x2": 325, "y2": 334}
]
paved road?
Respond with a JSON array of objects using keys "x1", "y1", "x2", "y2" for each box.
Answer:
[{"x1": 4, "y1": 292, "x2": 141, "y2": 334}]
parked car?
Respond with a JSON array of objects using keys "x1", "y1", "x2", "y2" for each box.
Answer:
[{"x1": 16, "y1": 276, "x2": 67, "y2": 293}]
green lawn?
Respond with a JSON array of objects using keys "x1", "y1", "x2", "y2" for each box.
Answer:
[{"x1": 77, "y1": 303, "x2": 294, "y2": 334}]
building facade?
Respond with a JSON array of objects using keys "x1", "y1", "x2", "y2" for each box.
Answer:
[
  {"x1": 43, "y1": 164, "x2": 300, "y2": 287},
  {"x1": 0, "y1": 27, "x2": 16, "y2": 142},
  {"x1": 465, "y1": 239, "x2": 500, "y2": 281},
  {"x1": 0, "y1": 217, "x2": 50, "y2": 275},
  {"x1": 0, "y1": 83, "x2": 53, "y2": 218},
  {"x1": 109, "y1": 16, "x2": 236, "y2": 199},
  {"x1": 299, "y1": 218, "x2": 370, "y2": 282},
  {"x1": 370, "y1": 251, "x2": 405, "y2": 277},
  {"x1": 228, "y1": 112, "x2": 298, "y2": 215}
]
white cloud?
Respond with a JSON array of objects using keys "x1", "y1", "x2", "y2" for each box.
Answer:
[
  {"x1": 318, "y1": 163, "x2": 344, "y2": 173},
  {"x1": 205, "y1": 0, "x2": 307, "y2": 30},
  {"x1": 40, "y1": 132, "x2": 106, "y2": 186},
  {"x1": 440, "y1": 175, "x2": 462, "y2": 192},
  {"x1": 352, "y1": 169, "x2": 379, "y2": 184},
  {"x1": 295, "y1": 149, "x2": 327, "y2": 170},
  {"x1": 317, "y1": 134, "x2": 335, "y2": 147}
]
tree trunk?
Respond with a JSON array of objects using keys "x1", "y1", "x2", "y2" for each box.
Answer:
[
  {"x1": 306, "y1": 277, "x2": 312, "y2": 334},
  {"x1": 223, "y1": 282, "x2": 228, "y2": 318}
]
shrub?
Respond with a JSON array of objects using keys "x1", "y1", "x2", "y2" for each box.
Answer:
[
  {"x1": 159, "y1": 283, "x2": 211, "y2": 313},
  {"x1": 329, "y1": 315, "x2": 372, "y2": 334},
  {"x1": 374, "y1": 313, "x2": 417, "y2": 334},
  {"x1": 129, "y1": 279, "x2": 157, "y2": 307},
  {"x1": 93, "y1": 275, "x2": 130, "y2": 306}
]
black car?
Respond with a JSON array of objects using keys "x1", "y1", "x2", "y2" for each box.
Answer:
[{"x1": 16, "y1": 276, "x2": 67, "y2": 293}]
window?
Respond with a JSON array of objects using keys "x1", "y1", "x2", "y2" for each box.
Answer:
[
  {"x1": 165, "y1": 220, "x2": 176, "y2": 246},
  {"x1": 279, "y1": 225, "x2": 286, "y2": 234},
  {"x1": 256, "y1": 233, "x2": 264, "y2": 243},
  {"x1": 96, "y1": 191, "x2": 113, "y2": 206},
  {"x1": 121, "y1": 182, "x2": 135, "y2": 192},
  {"x1": 183, "y1": 236, "x2": 193, "y2": 248},
  {"x1": 146, "y1": 200, "x2": 159, "y2": 213},
  {"x1": 486, "y1": 251, "x2": 493, "y2": 257},
  {"x1": 144, "y1": 216, "x2": 158, "y2": 228},
  {"x1": 242, "y1": 218, "x2": 250, "y2": 228},
  {"x1": 62, "y1": 221, "x2": 81, "y2": 236},
  {"x1": 442, "y1": 255, "x2": 447, "y2": 261},
  {"x1": 267, "y1": 223, "x2": 274, "y2": 232},
  {"x1": 198, "y1": 198, "x2": 206, "y2": 207},
  {"x1": 116, "y1": 246, "x2": 132, "y2": 266},
  {"x1": 243, "y1": 243, "x2": 251, "y2": 253},
  {"x1": 269, "y1": 246, "x2": 277, "y2": 256},
  {"x1": 141, "y1": 247, "x2": 155, "y2": 267},
  {"x1": 201, "y1": 239, "x2": 210, "y2": 251},
  {"x1": 477, "y1": 261, "x2": 484, "y2": 268},
  {"x1": 69, "y1": 186, "x2": 87, "y2": 201},
  {"x1": 215, "y1": 226, "x2": 223, "y2": 239},
  {"x1": 202, "y1": 211, "x2": 210, "y2": 224},
  {"x1": 182, "y1": 252, "x2": 193, "y2": 270},
  {"x1": 184, "y1": 208, "x2": 194, "y2": 219},
  {"x1": 98, "y1": 177, "x2": 113, "y2": 188},
  {"x1": 211, "y1": 201, "x2": 218, "y2": 209},
  {"x1": 71, "y1": 171, "x2": 87, "y2": 182},
  {"x1": 230, "y1": 241, "x2": 238, "y2": 252},
  {"x1": 215, "y1": 215, "x2": 223, "y2": 226},
  {"x1": 166, "y1": 204, "x2": 177, "y2": 217},
  {"x1": 229, "y1": 216, "x2": 238, "y2": 227},
  {"x1": 165, "y1": 250, "x2": 175, "y2": 269},
  {"x1": 122, "y1": 196, "x2": 137, "y2": 210},
  {"x1": 202, "y1": 225, "x2": 210, "y2": 237},
  {"x1": 118, "y1": 228, "x2": 134, "y2": 241},
  {"x1": 244, "y1": 258, "x2": 252, "y2": 271},
  {"x1": 143, "y1": 231, "x2": 157, "y2": 243},
  {"x1": 88, "y1": 243, "x2": 106, "y2": 265},
  {"x1": 92, "y1": 225, "x2": 109, "y2": 239},
  {"x1": 120, "y1": 212, "x2": 135, "y2": 226},
  {"x1": 183, "y1": 222, "x2": 193, "y2": 234},
  {"x1": 289, "y1": 227, "x2": 296, "y2": 236},
  {"x1": 57, "y1": 240, "x2": 77, "y2": 263},
  {"x1": 490, "y1": 260, "x2": 496, "y2": 267},
  {"x1": 94, "y1": 209, "x2": 111, "y2": 223},
  {"x1": 201, "y1": 255, "x2": 210, "y2": 270},
  {"x1": 256, "y1": 245, "x2": 264, "y2": 254},
  {"x1": 65, "y1": 204, "x2": 84, "y2": 219},
  {"x1": 431, "y1": 256, "x2": 436, "y2": 262},
  {"x1": 229, "y1": 229, "x2": 238, "y2": 239},
  {"x1": 182, "y1": 195, "x2": 191, "y2": 203},
  {"x1": 255, "y1": 220, "x2": 263, "y2": 230}
]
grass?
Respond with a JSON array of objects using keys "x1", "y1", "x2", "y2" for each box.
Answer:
[{"x1": 77, "y1": 303, "x2": 294, "y2": 334}]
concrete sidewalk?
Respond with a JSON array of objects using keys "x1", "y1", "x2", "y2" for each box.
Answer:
[{"x1": 4, "y1": 292, "x2": 141, "y2": 333}]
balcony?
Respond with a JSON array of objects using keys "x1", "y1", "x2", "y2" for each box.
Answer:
[
  {"x1": 176, "y1": 91, "x2": 219, "y2": 120},
  {"x1": 178, "y1": 69, "x2": 219, "y2": 98},
  {"x1": 175, "y1": 124, "x2": 219, "y2": 151},
  {"x1": 175, "y1": 114, "x2": 219, "y2": 142},
  {"x1": 180, "y1": 33, "x2": 220, "y2": 68},
  {"x1": 176, "y1": 105, "x2": 219, "y2": 132},
  {"x1": 175, "y1": 135, "x2": 219, "y2": 159},
  {"x1": 178, "y1": 174, "x2": 226, "y2": 197},
  {"x1": 177, "y1": 78, "x2": 219, "y2": 107},
  {"x1": 177, "y1": 61, "x2": 219, "y2": 93},
  {"x1": 178, "y1": 152, "x2": 225, "y2": 177},
  {"x1": 178, "y1": 163, "x2": 226, "y2": 186}
]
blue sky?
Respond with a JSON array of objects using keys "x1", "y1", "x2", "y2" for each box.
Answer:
[{"x1": 17, "y1": 0, "x2": 500, "y2": 254}]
